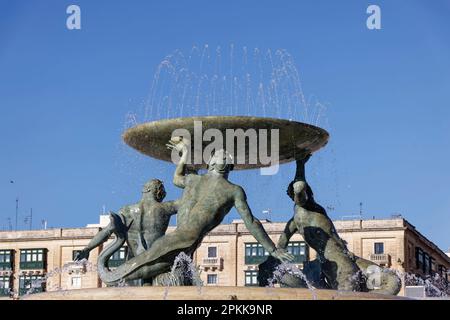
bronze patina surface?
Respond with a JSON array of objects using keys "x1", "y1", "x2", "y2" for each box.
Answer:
[{"x1": 123, "y1": 116, "x2": 329, "y2": 170}]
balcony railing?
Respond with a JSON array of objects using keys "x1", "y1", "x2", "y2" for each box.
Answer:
[
  {"x1": 245, "y1": 254, "x2": 307, "y2": 265},
  {"x1": 0, "y1": 262, "x2": 13, "y2": 271},
  {"x1": 369, "y1": 253, "x2": 391, "y2": 265},
  {"x1": 0, "y1": 288, "x2": 10, "y2": 297},
  {"x1": 108, "y1": 259, "x2": 126, "y2": 268},
  {"x1": 65, "y1": 261, "x2": 87, "y2": 274},
  {"x1": 245, "y1": 255, "x2": 269, "y2": 265},
  {"x1": 19, "y1": 286, "x2": 44, "y2": 296},
  {"x1": 19, "y1": 261, "x2": 46, "y2": 270},
  {"x1": 201, "y1": 257, "x2": 223, "y2": 270}
]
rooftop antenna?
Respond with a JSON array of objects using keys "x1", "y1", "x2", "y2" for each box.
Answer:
[
  {"x1": 340, "y1": 202, "x2": 364, "y2": 221},
  {"x1": 102, "y1": 205, "x2": 106, "y2": 215},
  {"x1": 9, "y1": 180, "x2": 18, "y2": 230},
  {"x1": 359, "y1": 202, "x2": 363, "y2": 219},
  {"x1": 41, "y1": 219, "x2": 47, "y2": 230},
  {"x1": 391, "y1": 212, "x2": 402, "y2": 219},
  {"x1": 23, "y1": 208, "x2": 33, "y2": 230},
  {"x1": 6, "y1": 218, "x2": 12, "y2": 231}
]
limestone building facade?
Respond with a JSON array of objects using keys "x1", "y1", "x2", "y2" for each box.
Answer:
[{"x1": 0, "y1": 217, "x2": 448, "y2": 297}]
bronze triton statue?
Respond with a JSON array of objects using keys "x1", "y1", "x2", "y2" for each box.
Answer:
[
  {"x1": 259, "y1": 154, "x2": 401, "y2": 295},
  {"x1": 75, "y1": 179, "x2": 179, "y2": 285},
  {"x1": 281, "y1": 154, "x2": 364, "y2": 291},
  {"x1": 96, "y1": 137, "x2": 294, "y2": 285}
]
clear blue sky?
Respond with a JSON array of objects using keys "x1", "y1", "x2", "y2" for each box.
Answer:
[{"x1": 1, "y1": 1, "x2": 449, "y2": 251}]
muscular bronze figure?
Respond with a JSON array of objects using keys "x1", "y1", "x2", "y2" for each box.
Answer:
[
  {"x1": 75, "y1": 179, "x2": 178, "y2": 280},
  {"x1": 259, "y1": 155, "x2": 401, "y2": 295},
  {"x1": 97, "y1": 138, "x2": 293, "y2": 285},
  {"x1": 278, "y1": 155, "x2": 364, "y2": 291}
]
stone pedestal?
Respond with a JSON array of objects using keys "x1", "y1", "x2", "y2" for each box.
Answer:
[{"x1": 22, "y1": 286, "x2": 408, "y2": 300}]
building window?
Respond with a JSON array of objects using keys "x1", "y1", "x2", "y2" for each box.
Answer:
[
  {"x1": 108, "y1": 247, "x2": 127, "y2": 268},
  {"x1": 438, "y1": 265, "x2": 448, "y2": 281},
  {"x1": 286, "y1": 242, "x2": 309, "y2": 263},
  {"x1": 374, "y1": 243, "x2": 384, "y2": 254},
  {"x1": 0, "y1": 250, "x2": 13, "y2": 270},
  {"x1": 415, "y1": 247, "x2": 424, "y2": 271},
  {"x1": 423, "y1": 253, "x2": 430, "y2": 274},
  {"x1": 0, "y1": 276, "x2": 11, "y2": 296},
  {"x1": 208, "y1": 247, "x2": 217, "y2": 258},
  {"x1": 430, "y1": 258, "x2": 437, "y2": 274},
  {"x1": 19, "y1": 275, "x2": 45, "y2": 295},
  {"x1": 245, "y1": 242, "x2": 308, "y2": 265},
  {"x1": 20, "y1": 249, "x2": 47, "y2": 270},
  {"x1": 244, "y1": 243, "x2": 269, "y2": 265},
  {"x1": 408, "y1": 244, "x2": 413, "y2": 264},
  {"x1": 444, "y1": 267, "x2": 448, "y2": 281},
  {"x1": 71, "y1": 276, "x2": 82, "y2": 288},
  {"x1": 207, "y1": 274, "x2": 218, "y2": 285},
  {"x1": 245, "y1": 271, "x2": 259, "y2": 286}
]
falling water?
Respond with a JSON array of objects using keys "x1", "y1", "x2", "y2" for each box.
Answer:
[
  {"x1": 162, "y1": 252, "x2": 203, "y2": 300},
  {"x1": 116, "y1": 279, "x2": 129, "y2": 287},
  {"x1": 141, "y1": 44, "x2": 325, "y2": 125},
  {"x1": 400, "y1": 270, "x2": 449, "y2": 298},
  {"x1": 17, "y1": 258, "x2": 135, "y2": 299},
  {"x1": 267, "y1": 262, "x2": 317, "y2": 300},
  {"x1": 112, "y1": 45, "x2": 338, "y2": 224},
  {"x1": 21, "y1": 259, "x2": 97, "y2": 297},
  {"x1": 267, "y1": 264, "x2": 448, "y2": 299}
]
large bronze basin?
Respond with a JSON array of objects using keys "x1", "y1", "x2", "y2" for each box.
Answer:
[{"x1": 123, "y1": 116, "x2": 329, "y2": 170}]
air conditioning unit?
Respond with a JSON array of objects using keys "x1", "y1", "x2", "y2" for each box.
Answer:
[{"x1": 405, "y1": 286, "x2": 426, "y2": 299}]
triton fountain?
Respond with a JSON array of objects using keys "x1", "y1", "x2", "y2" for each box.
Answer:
[
  {"x1": 24, "y1": 115, "x2": 404, "y2": 300},
  {"x1": 23, "y1": 46, "x2": 407, "y2": 300}
]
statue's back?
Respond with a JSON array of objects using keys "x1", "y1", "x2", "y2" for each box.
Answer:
[{"x1": 177, "y1": 174, "x2": 235, "y2": 228}]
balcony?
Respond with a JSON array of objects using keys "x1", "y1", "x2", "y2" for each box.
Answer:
[
  {"x1": 19, "y1": 249, "x2": 47, "y2": 271},
  {"x1": 0, "y1": 250, "x2": 14, "y2": 272},
  {"x1": 201, "y1": 257, "x2": 223, "y2": 271},
  {"x1": 369, "y1": 253, "x2": 391, "y2": 265},
  {"x1": 18, "y1": 275, "x2": 46, "y2": 296}
]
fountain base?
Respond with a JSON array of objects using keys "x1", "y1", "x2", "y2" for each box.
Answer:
[{"x1": 22, "y1": 286, "x2": 408, "y2": 300}]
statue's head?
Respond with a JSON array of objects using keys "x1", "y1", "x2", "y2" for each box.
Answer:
[
  {"x1": 287, "y1": 180, "x2": 309, "y2": 201},
  {"x1": 207, "y1": 149, "x2": 234, "y2": 175},
  {"x1": 142, "y1": 179, "x2": 166, "y2": 202}
]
